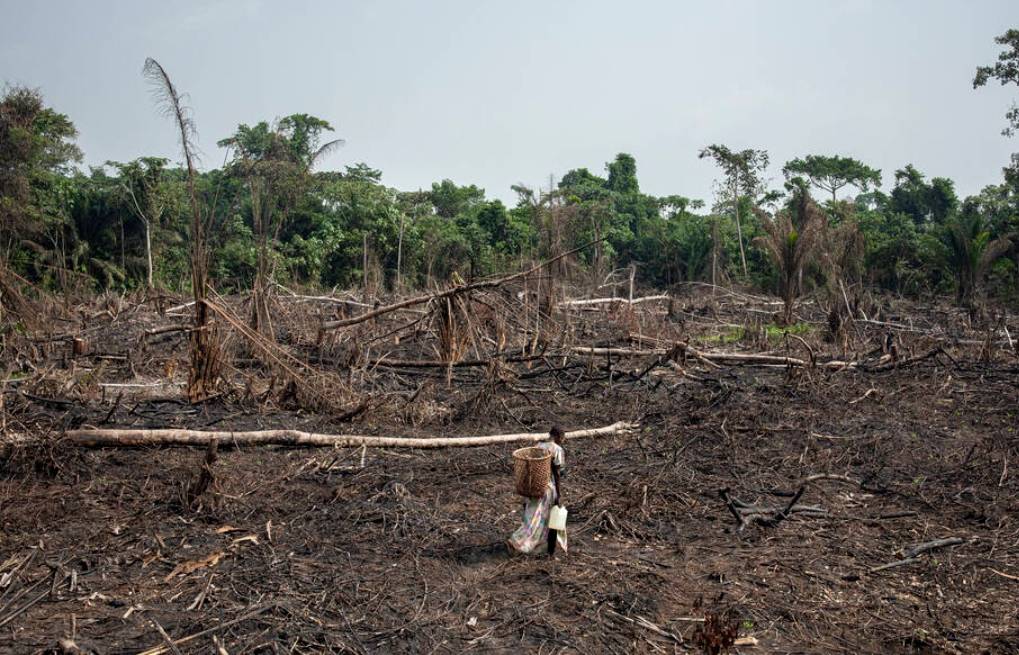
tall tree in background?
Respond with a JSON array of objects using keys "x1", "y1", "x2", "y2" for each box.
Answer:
[
  {"x1": 219, "y1": 116, "x2": 342, "y2": 337},
  {"x1": 108, "y1": 157, "x2": 172, "y2": 289},
  {"x1": 889, "y1": 165, "x2": 958, "y2": 227},
  {"x1": 974, "y1": 28, "x2": 1019, "y2": 138},
  {"x1": 0, "y1": 85, "x2": 81, "y2": 309},
  {"x1": 782, "y1": 155, "x2": 881, "y2": 203},
  {"x1": 974, "y1": 28, "x2": 1019, "y2": 184},
  {"x1": 143, "y1": 57, "x2": 217, "y2": 402},
  {"x1": 699, "y1": 144, "x2": 769, "y2": 277},
  {"x1": 606, "y1": 153, "x2": 639, "y2": 195}
]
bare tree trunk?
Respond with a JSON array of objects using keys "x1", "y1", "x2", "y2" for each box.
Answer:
[
  {"x1": 144, "y1": 219, "x2": 153, "y2": 289},
  {"x1": 396, "y1": 212, "x2": 405, "y2": 290},
  {"x1": 733, "y1": 179, "x2": 748, "y2": 278},
  {"x1": 249, "y1": 182, "x2": 273, "y2": 339},
  {"x1": 251, "y1": 247, "x2": 273, "y2": 339},
  {"x1": 783, "y1": 293, "x2": 794, "y2": 326},
  {"x1": 122, "y1": 182, "x2": 156, "y2": 289},
  {"x1": 120, "y1": 216, "x2": 126, "y2": 273},
  {"x1": 711, "y1": 218, "x2": 719, "y2": 290},
  {"x1": 362, "y1": 232, "x2": 369, "y2": 302}
]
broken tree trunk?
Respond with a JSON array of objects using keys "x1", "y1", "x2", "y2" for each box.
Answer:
[
  {"x1": 65, "y1": 421, "x2": 638, "y2": 449},
  {"x1": 321, "y1": 239, "x2": 602, "y2": 330}
]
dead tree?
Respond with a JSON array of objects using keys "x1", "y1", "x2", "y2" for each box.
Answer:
[{"x1": 143, "y1": 58, "x2": 218, "y2": 401}]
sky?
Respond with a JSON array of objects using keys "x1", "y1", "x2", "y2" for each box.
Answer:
[{"x1": 1, "y1": 1, "x2": 1016, "y2": 205}]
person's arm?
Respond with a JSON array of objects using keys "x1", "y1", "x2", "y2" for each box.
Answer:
[{"x1": 551, "y1": 463, "x2": 561, "y2": 505}]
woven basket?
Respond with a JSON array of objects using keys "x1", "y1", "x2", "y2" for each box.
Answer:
[{"x1": 512, "y1": 446, "x2": 552, "y2": 498}]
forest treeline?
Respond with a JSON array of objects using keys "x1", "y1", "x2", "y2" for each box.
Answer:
[{"x1": 2, "y1": 31, "x2": 1018, "y2": 313}]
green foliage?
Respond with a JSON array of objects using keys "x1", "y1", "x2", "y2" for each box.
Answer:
[
  {"x1": 430, "y1": 179, "x2": 485, "y2": 219},
  {"x1": 888, "y1": 165, "x2": 958, "y2": 227},
  {"x1": 782, "y1": 154, "x2": 881, "y2": 202},
  {"x1": 212, "y1": 212, "x2": 257, "y2": 289},
  {"x1": 925, "y1": 205, "x2": 1013, "y2": 306},
  {"x1": 855, "y1": 204, "x2": 923, "y2": 293},
  {"x1": 606, "y1": 153, "x2": 639, "y2": 195},
  {"x1": 0, "y1": 85, "x2": 82, "y2": 267},
  {"x1": 974, "y1": 28, "x2": 1019, "y2": 137},
  {"x1": 2, "y1": 87, "x2": 1016, "y2": 311}
]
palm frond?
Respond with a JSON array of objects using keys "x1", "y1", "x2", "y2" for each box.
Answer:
[
  {"x1": 142, "y1": 58, "x2": 199, "y2": 173},
  {"x1": 977, "y1": 235, "x2": 1013, "y2": 278},
  {"x1": 308, "y1": 138, "x2": 345, "y2": 170}
]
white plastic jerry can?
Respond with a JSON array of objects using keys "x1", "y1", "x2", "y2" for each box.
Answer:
[{"x1": 549, "y1": 505, "x2": 568, "y2": 531}]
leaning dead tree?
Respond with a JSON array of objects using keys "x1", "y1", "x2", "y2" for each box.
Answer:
[
  {"x1": 321, "y1": 239, "x2": 603, "y2": 332},
  {"x1": 143, "y1": 58, "x2": 219, "y2": 401}
]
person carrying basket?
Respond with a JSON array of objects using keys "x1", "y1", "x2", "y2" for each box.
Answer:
[{"x1": 508, "y1": 425, "x2": 567, "y2": 556}]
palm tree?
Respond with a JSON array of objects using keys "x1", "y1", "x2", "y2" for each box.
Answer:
[
  {"x1": 218, "y1": 116, "x2": 343, "y2": 338},
  {"x1": 936, "y1": 210, "x2": 1012, "y2": 308},
  {"x1": 754, "y1": 187, "x2": 827, "y2": 325}
]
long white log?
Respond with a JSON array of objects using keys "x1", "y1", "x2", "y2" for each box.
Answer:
[
  {"x1": 64, "y1": 421, "x2": 638, "y2": 449},
  {"x1": 571, "y1": 347, "x2": 664, "y2": 356},
  {"x1": 559, "y1": 295, "x2": 669, "y2": 308}
]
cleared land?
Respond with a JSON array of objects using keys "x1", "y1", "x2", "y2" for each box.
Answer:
[{"x1": 1, "y1": 284, "x2": 1017, "y2": 654}]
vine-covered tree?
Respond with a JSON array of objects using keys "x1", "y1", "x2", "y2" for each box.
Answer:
[{"x1": 889, "y1": 165, "x2": 958, "y2": 227}]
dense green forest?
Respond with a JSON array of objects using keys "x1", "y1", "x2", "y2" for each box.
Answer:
[{"x1": 2, "y1": 32, "x2": 1018, "y2": 313}]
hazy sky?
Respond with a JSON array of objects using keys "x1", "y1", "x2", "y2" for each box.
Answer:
[{"x1": 2, "y1": 1, "x2": 1016, "y2": 205}]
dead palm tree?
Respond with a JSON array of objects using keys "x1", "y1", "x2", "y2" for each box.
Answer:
[
  {"x1": 143, "y1": 57, "x2": 218, "y2": 401},
  {"x1": 754, "y1": 189, "x2": 827, "y2": 325}
]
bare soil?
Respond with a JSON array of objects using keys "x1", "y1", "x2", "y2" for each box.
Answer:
[{"x1": 1, "y1": 285, "x2": 1017, "y2": 654}]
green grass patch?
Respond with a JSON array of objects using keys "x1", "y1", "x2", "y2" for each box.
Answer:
[
  {"x1": 765, "y1": 322, "x2": 812, "y2": 339},
  {"x1": 694, "y1": 322, "x2": 813, "y2": 346},
  {"x1": 697, "y1": 326, "x2": 745, "y2": 344}
]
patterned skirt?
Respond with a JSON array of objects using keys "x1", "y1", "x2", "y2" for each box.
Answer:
[{"x1": 508, "y1": 482, "x2": 568, "y2": 554}]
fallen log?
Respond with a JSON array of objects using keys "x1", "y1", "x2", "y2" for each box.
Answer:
[
  {"x1": 559, "y1": 295, "x2": 669, "y2": 308},
  {"x1": 900, "y1": 536, "x2": 965, "y2": 559},
  {"x1": 570, "y1": 343, "x2": 856, "y2": 370},
  {"x1": 570, "y1": 347, "x2": 663, "y2": 357},
  {"x1": 870, "y1": 537, "x2": 965, "y2": 574},
  {"x1": 64, "y1": 420, "x2": 638, "y2": 449},
  {"x1": 364, "y1": 354, "x2": 545, "y2": 369}
]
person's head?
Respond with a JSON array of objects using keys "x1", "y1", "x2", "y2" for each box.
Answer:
[{"x1": 549, "y1": 425, "x2": 565, "y2": 445}]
